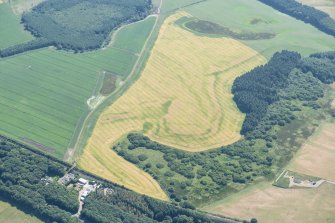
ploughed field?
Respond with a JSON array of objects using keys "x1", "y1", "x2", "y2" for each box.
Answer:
[
  {"x1": 204, "y1": 181, "x2": 335, "y2": 223},
  {"x1": 204, "y1": 123, "x2": 335, "y2": 223},
  {"x1": 289, "y1": 123, "x2": 335, "y2": 181}
]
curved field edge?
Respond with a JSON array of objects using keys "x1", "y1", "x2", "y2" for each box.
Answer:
[
  {"x1": 0, "y1": 2, "x2": 156, "y2": 159},
  {"x1": 0, "y1": 3, "x2": 33, "y2": 49},
  {"x1": 202, "y1": 87, "x2": 335, "y2": 223},
  {"x1": 183, "y1": 0, "x2": 335, "y2": 59},
  {"x1": 78, "y1": 11, "x2": 266, "y2": 200},
  {"x1": 70, "y1": 0, "x2": 206, "y2": 160},
  {"x1": 92, "y1": 11, "x2": 264, "y2": 151},
  {"x1": 76, "y1": 0, "x2": 335, "y2": 200},
  {"x1": 64, "y1": 15, "x2": 158, "y2": 159}
]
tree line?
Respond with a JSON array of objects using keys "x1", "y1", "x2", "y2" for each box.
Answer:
[
  {"x1": 0, "y1": 0, "x2": 152, "y2": 58},
  {"x1": 0, "y1": 141, "x2": 80, "y2": 223},
  {"x1": 0, "y1": 137, "x2": 236, "y2": 223},
  {"x1": 114, "y1": 50, "x2": 335, "y2": 206},
  {"x1": 259, "y1": 0, "x2": 335, "y2": 36},
  {"x1": 0, "y1": 38, "x2": 52, "y2": 58}
]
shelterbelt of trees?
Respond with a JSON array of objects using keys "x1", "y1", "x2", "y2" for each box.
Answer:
[
  {"x1": 0, "y1": 0, "x2": 152, "y2": 57},
  {"x1": 0, "y1": 136, "x2": 238, "y2": 223},
  {"x1": 114, "y1": 51, "x2": 335, "y2": 205},
  {"x1": 258, "y1": 0, "x2": 335, "y2": 36}
]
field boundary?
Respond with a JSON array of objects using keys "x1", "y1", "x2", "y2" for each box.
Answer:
[{"x1": 64, "y1": 0, "x2": 164, "y2": 162}]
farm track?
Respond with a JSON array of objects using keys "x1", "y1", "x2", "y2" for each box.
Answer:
[{"x1": 65, "y1": 0, "x2": 164, "y2": 163}]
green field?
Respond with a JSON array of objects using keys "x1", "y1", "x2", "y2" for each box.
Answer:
[
  {"x1": 184, "y1": 0, "x2": 335, "y2": 58},
  {"x1": 160, "y1": 0, "x2": 204, "y2": 13},
  {"x1": 112, "y1": 16, "x2": 157, "y2": 54},
  {"x1": 0, "y1": 2, "x2": 156, "y2": 158},
  {"x1": 0, "y1": 4, "x2": 33, "y2": 49},
  {"x1": 0, "y1": 201, "x2": 42, "y2": 223}
]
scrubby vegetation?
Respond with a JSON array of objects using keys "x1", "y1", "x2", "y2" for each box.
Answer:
[
  {"x1": 114, "y1": 50, "x2": 335, "y2": 205},
  {"x1": 0, "y1": 0, "x2": 152, "y2": 57},
  {"x1": 259, "y1": 0, "x2": 335, "y2": 36},
  {"x1": 100, "y1": 72, "x2": 118, "y2": 95},
  {"x1": 184, "y1": 19, "x2": 275, "y2": 40},
  {"x1": 0, "y1": 136, "x2": 234, "y2": 223}
]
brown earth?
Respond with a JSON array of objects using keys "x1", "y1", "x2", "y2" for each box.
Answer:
[
  {"x1": 288, "y1": 124, "x2": 335, "y2": 181},
  {"x1": 204, "y1": 182, "x2": 335, "y2": 223},
  {"x1": 298, "y1": 0, "x2": 335, "y2": 19}
]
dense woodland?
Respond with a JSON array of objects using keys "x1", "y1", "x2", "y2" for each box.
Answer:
[
  {"x1": 0, "y1": 0, "x2": 152, "y2": 57},
  {"x1": 0, "y1": 139, "x2": 79, "y2": 223},
  {"x1": 114, "y1": 51, "x2": 335, "y2": 205},
  {"x1": 259, "y1": 0, "x2": 335, "y2": 36},
  {"x1": 0, "y1": 137, "x2": 235, "y2": 223}
]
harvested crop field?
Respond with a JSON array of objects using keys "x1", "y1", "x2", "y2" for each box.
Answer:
[
  {"x1": 288, "y1": 123, "x2": 335, "y2": 181},
  {"x1": 85, "y1": 11, "x2": 265, "y2": 151},
  {"x1": 204, "y1": 182, "x2": 335, "y2": 223},
  {"x1": 79, "y1": 11, "x2": 266, "y2": 199},
  {"x1": 297, "y1": 0, "x2": 335, "y2": 19}
]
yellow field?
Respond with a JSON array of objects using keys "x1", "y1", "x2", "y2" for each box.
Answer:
[
  {"x1": 298, "y1": 0, "x2": 335, "y2": 19},
  {"x1": 79, "y1": 12, "x2": 266, "y2": 199}
]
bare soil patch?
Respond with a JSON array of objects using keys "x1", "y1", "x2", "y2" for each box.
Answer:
[
  {"x1": 288, "y1": 124, "x2": 335, "y2": 181},
  {"x1": 298, "y1": 0, "x2": 335, "y2": 19},
  {"x1": 100, "y1": 71, "x2": 117, "y2": 95},
  {"x1": 21, "y1": 138, "x2": 55, "y2": 154},
  {"x1": 204, "y1": 182, "x2": 335, "y2": 223},
  {"x1": 10, "y1": 0, "x2": 44, "y2": 15}
]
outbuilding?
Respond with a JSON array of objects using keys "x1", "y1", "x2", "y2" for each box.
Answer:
[{"x1": 78, "y1": 178, "x2": 88, "y2": 185}]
